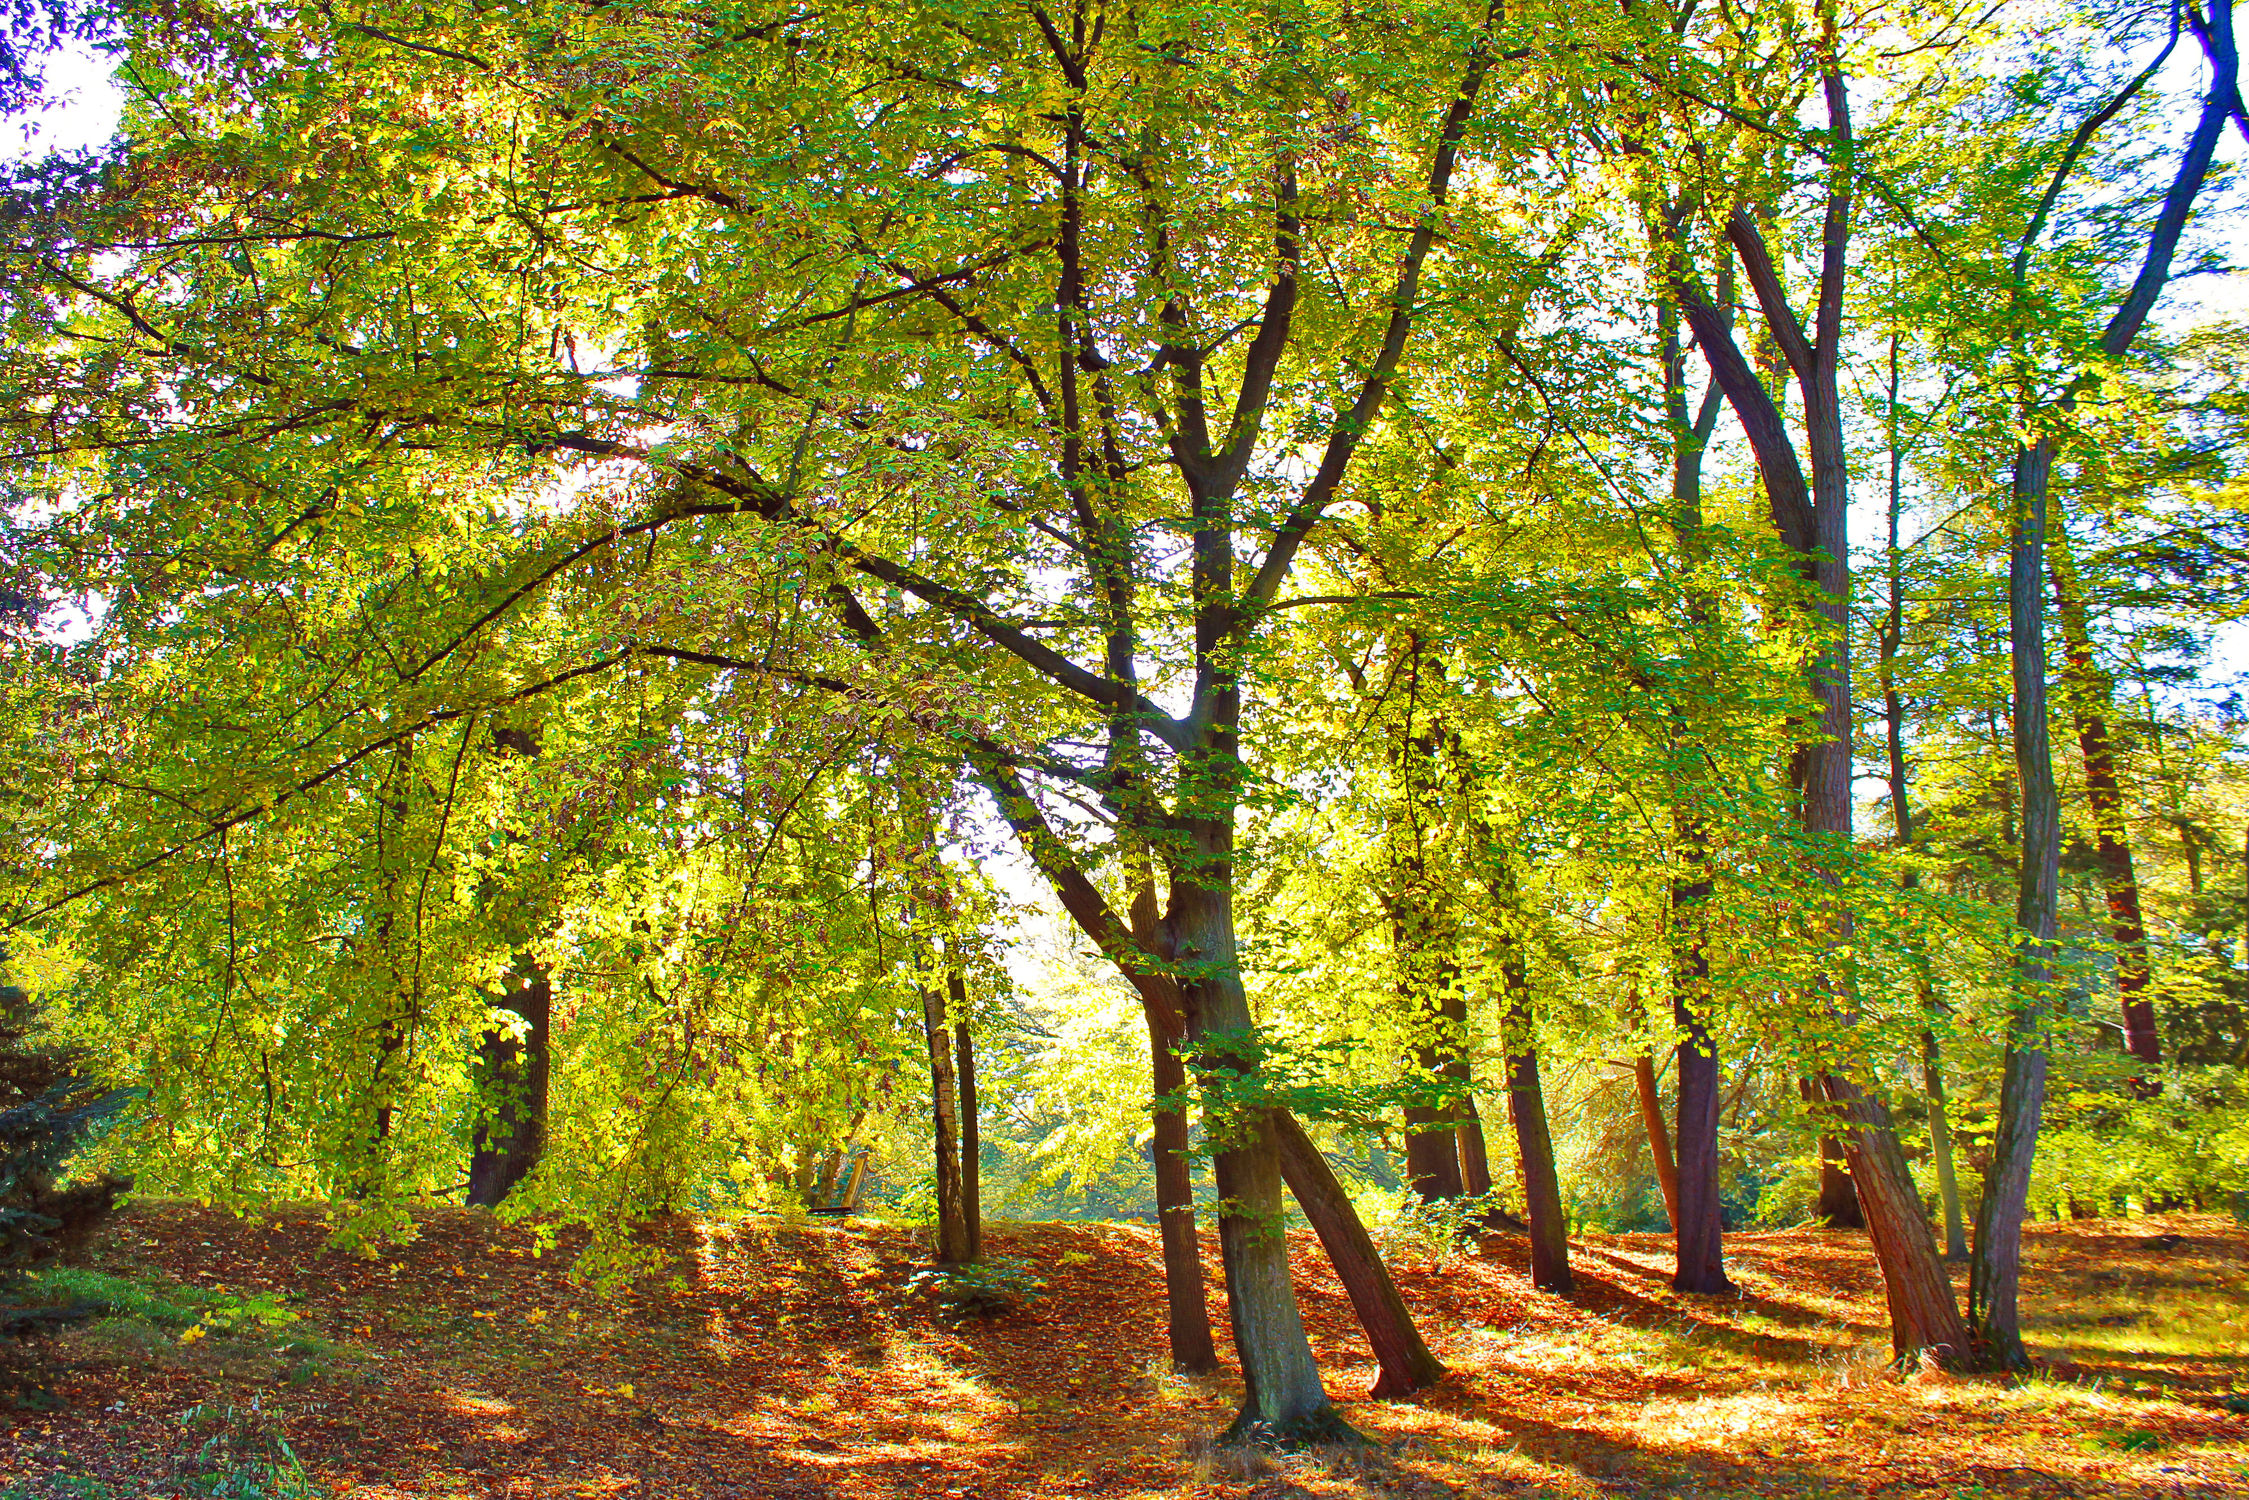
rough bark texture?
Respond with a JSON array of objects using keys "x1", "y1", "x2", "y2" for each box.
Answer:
[
  {"x1": 950, "y1": 972, "x2": 982, "y2": 1262},
  {"x1": 1816, "y1": 1141, "x2": 1864, "y2": 1228},
  {"x1": 1633, "y1": 1053, "x2": 1680, "y2": 1232},
  {"x1": 467, "y1": 968, "x2": 552, "y2": 1207},
  {"x1": 1147, "y1": 1018, "x2": 1221, "y2": 1375},
  {"x1": 1821, "y1": 1072, "x2": 1972, "y2": 1363},
  {"x1": 920, "y1": 980, "x2": 969, "y2": 1267},
  {"x1": 1271, "y1": 1111, "x2": 1446, "y2": 1397}
]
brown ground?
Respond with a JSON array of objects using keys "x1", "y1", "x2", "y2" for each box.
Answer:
[{"x1": 2, "y1": 1205, "x2": 2244, "y2": 1498}]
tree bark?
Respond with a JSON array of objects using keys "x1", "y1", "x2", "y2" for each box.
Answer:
[
  {"x1": 1970, "y1": 436, "x2": 2063, "y2": 1370},
  {"x1": 1457, "y1": 1096, "x2": 1495, "y2": 1199},
  {"x1": 1672, "y1": 1000, "x2": 1731, "y2": 1292},
  {"x1": 1633, "y1": 1053, "x2": 1680, "y2": 1231},
  {"x1": 1147, "y1": 1017, "x2": 1221, "y2": 1375},
  {"x1": 1820, "y1": 1072, "x2": 1972, "y2": 1363},
  {"x1": 920, "y1": 977, "x2": 969, "y2": 1266},
  {"x1": 950, "y1": 971, "x2": 981, "y2": 1262},
  {"x1": 2049, "y1": 538, "x2": 2161, "y2": 1083},
  {"x1": 1172, "y1": 874, "x2": 1352, "y2": 1445},
  {"x1": 1816, "y1": 1138, "x2": 1864, "y2": 1228},
  {"x1": 1500, "y1": 952, "x2": 1571, "y2": 1294},
  {"x1": 1271, "y1": 1110, "x2": 1446, "y2": 1397},
  {"x1": 467, "y1": 965, "x2": 552, "y2": 1207},
  {"x1": 1921, "y1": 1029, "x2": 1969, "y2": 1261}
]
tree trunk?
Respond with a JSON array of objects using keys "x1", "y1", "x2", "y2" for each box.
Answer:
[
  {"x1": 1970, "y1": 436, "x2": 2064, "y2": 1370},
  {"x1": 1922, "y1": 1029, "x2": 1969, "y2": 1262},
  {"x1": 1271, "y1": 1111, "x2": 1446, "y2": 1397},
  {"x1": 1147, "y1": 1017, "x2": 1221, "y2": 1375},
  {"x1": 920, "y1": 978, "x2": 969, "y2": 1266},
  {"x1": 1402, "y1": 983, "x2": 1469, "y2": 1203},
  {"x1": 467, "y1": 965, "x2": 552, "y2": 1208},
  {"x1": 1817, "y1": 1139, "x2": 1864, "y2": 1228},
  {"x1": 1821, "y1": 1072, "x2": 1972, "y2": 1363},
  {"x1": 1172, "y1": 874, "x2": 1351, "y2": 1445},
  {"x1": 2049, "y1": 539, "x2": 2161, "y2": 1084},
  {"x1": 1500, "y1": 952, "x2": 1570, "y2": 1294},
  {"x1": 1457, "y1": 1096, "x2": 1495, "y2": 1199},
  {"x1": 1632, "y1": 1053, "x2": 1680, "y2": 1232},
  {"x1": 1672, "y1": 1002, "x2": 1731, "y2": 1293},
  {"x1": 950, "y1": 972, "x2": 982, "y2": 1262}
]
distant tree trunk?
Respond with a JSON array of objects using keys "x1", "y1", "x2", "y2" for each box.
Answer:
[
  {"x1": 1922, "y1": 1030, "x2": 1969, "y2": 1261},
  {"x1": 1804, "y1": 1084, "x2": 1864, "y2": 1229},
  {"x1": 1500, "y1": 951, "x2": 1571, "y2": 1294},
  {"x1": 1402, "y1": 978, "x2": 1469, "y2": 1203},
  {"x1": 2050, "y1": 539, "x2": 2161, "y2": 1086},
  {"x1": 467, "y1": 965, "x2": 552, "y2": 1207},
  {"x1": 1271, "y1": 1111, "x2": 1446, "y2": 1397},
  {"x1": 920, "y1": 976, "x2": 969, "y2": 1266},
  {"x1": 1632, "y1": 1052, "x2": 1680, "y2": 1232},
  {"x1": 1457, "y1": 1096, "x2": 1494, "y2": 1199},
  {"x1": 949, "y1": 970, "x2": 982, "y2": 1262}
]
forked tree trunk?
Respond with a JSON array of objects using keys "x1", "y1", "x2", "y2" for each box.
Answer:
[
  {"x1": 1401, "y1": 982, "x2": 1469, "y2": 1203},
  {"x1": 1632, "y1": 1053, "x2": 1680, "y2": 1232},
  {"x1": 950, "y1": 971, "x2": 982, "y2": 1262},
  {"x1": 467, "y1": 966, "x2": 552, "y2": 1207},
  {"x1": 1271, "y1": 1111, "x2": 1446, "y2": 1397},
  {"x1": 1817, "y1": 1140, "x2": 1864, "y2": 1228},
  {"x1": 920, "y1": 977, "x2": 969, "y2": 1266}
]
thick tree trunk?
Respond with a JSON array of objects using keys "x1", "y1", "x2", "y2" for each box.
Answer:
[
  {"x1": 1146, "y1": 1017, "x2": 1221, "y2": 1375},
  {"x1": 1633, "y1": 1053, "x2": 1680, "y2": 1232},
  {"x1": 1672, "y1": 1007, "x2": 1731, "y2": 1293},
  {"x1": 1173, "y1": 875, "x2": 1351, "y2": 1444},
  {"x1": 467, "y1": 966, "x2": 552, "y2": 1207},
  {"x1": 1500, "y1": 953, "x2": 1570, "y2": 1294},
  {"x1": 950, "y1": 971, "x2": 982, "y2": 1262},
  {"x1": 920, "y1": 978, "x2": 969, "y2": 1266},
  {"x1": 2049, "y1": 541, "x2": 2161, "y2": 1084},
  {"x1": 1271, "y1": 1111, "x2": 1446, "y2": 1397},
  {"x1": 1821, "y1": 1072, "x2": 1972, "y2": 1363}
]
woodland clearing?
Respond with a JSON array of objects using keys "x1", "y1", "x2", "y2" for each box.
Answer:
[{"x1": 2, "y1": 1207, "x2": 2243, "y2": 1500}]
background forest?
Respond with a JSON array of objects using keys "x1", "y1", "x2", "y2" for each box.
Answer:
[{"x1": 1, "y1": 0, "x2": 2247, "y2": 1449}]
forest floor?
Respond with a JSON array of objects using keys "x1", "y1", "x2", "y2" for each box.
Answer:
[{"x1": 1, "y1": 1204, "x2": 2244, "y2": 1499}]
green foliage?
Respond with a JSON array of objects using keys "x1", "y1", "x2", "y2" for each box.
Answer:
[{"x1": 900, "y1": 1255, "x2": 1045, "y2": 1326}]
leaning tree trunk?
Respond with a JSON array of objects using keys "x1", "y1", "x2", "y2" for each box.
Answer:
[
  {"x1": 1632, "y1": 1052, "x2": 1680, "y2": 1232},
  {"x1": 467, "y1": 964, "x2": 552, "y2": 1207},
  {"x1": 1271, "y1": 1111, "x2": 1446, "y2": 1397},
  {"x1": 919, "y1": 976, "x2": 969, "y2": 1266}
]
